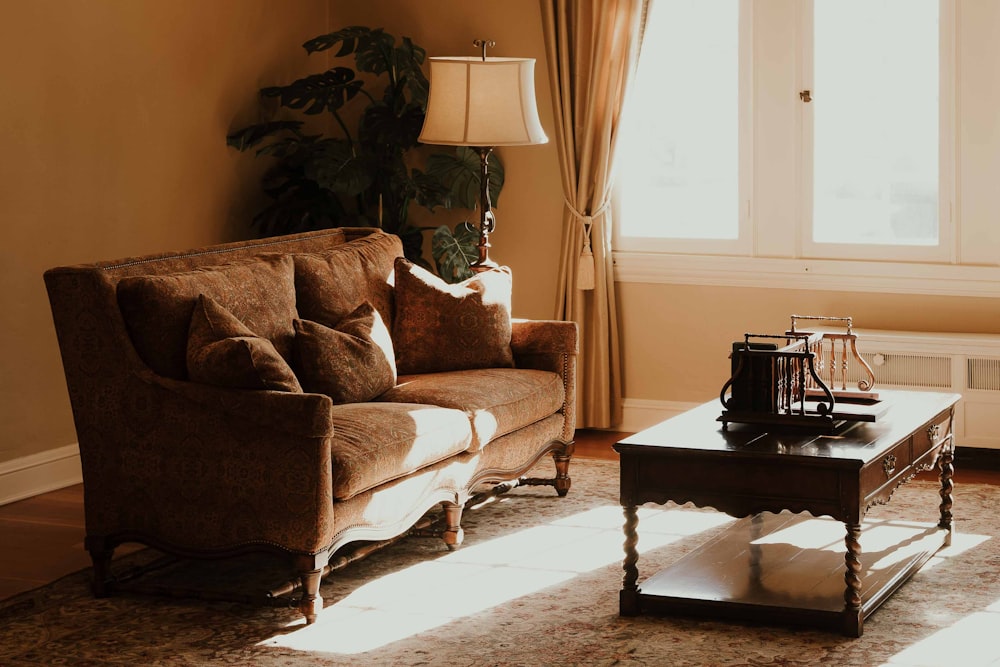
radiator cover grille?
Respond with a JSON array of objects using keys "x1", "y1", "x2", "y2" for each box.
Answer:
[
  {"x1": 847, "y1": 330, "x2": 1000, "y2": 449},
  {"x1": 968, "y1": 358, "x2": 1000, "y2": 392}
]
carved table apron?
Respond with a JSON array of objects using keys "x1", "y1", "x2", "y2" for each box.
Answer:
[{"x1": 614, "y1": 390, "x2": 959, "y2": 637}]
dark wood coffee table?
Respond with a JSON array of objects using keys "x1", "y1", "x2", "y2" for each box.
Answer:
[{"x1": 614, "y1": 390, "x2": 959, "y2": 637}]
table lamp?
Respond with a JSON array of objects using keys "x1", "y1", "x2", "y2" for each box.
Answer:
[{"x1": 418, "y1": 39, "x2": 548, "y2": 271}]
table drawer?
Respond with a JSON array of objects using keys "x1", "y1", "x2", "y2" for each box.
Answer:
[
  {"x1": 912, "y1": 412, "x2": 953, "y2": 459},
  {"x1": 862, "y1": 437, "x2": 914, "y2": 493}
]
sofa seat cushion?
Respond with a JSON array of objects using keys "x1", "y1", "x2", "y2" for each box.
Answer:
[
  {"x1": 376, "y1": 368, "x2": 565, "y2": 451},
  {"x1": 328, "y1": 402, "x2": 473, "y2": 501}
]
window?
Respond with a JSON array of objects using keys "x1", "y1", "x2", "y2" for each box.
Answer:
[
  {"x1": 616, "y1": 0, "x2": 747, "y2": 254},
  {"x1": 805, "y1": 0, "x2": 944, "y2": 259},
  {"x1": 615, "y1": 0, "x2": 955, "y2": 267},
  {"x1": 617, "y1": 0, "x2": 741, "y2": 243}
]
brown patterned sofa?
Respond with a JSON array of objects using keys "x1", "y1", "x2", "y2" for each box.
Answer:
[{"x1": 44, "y1": 228, "x2": 577, "y2": 624}]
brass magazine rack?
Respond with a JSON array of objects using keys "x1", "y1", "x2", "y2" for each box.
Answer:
[{"x1": 719, "y1": 315, "x2": 882, "y2": 432}]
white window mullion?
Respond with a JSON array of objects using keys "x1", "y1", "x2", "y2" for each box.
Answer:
[
  {"x1": 739, "y1": 0, "x2": 755, "y2": 256},
  {"x1": 797, "y1": 0, "x2": 814, "y2": 260},
  {"x1": 940, "y1": 0, "x2": 958, "y2": 265}
]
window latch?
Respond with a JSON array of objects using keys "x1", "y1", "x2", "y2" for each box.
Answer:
[{"x1": 799, "y1": 90, "x2": 812, "y2": 103}]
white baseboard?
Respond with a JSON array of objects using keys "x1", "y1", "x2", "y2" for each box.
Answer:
[
  {"x1": 0, "y1": 444, "x2": 82, "y2": 506},
  {"x1": 619, "y1": 398, "x2": 700, "y2": 433}
]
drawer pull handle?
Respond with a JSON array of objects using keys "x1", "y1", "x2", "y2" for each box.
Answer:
[
  {"x1": 927, "y1": 424, "x2": 941, "y2": 443},
  {"x1": 883, "y1": 454, "x2": 897, "y2": 478}
]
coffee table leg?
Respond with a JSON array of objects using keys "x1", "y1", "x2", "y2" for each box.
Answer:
[
  {"x1": 620, "y1": 504, "x2": 640, "y2": 615},
  {"x1": 938, "y1": 439, "x2": 954, "y2": 544},
  {"x1": 843, "y1": 522, "x2": 863, "y2": 637}
]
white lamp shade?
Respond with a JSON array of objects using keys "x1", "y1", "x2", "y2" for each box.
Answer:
[{"x1": 418, "y1": 57, "x2": 548, "y2": 147}]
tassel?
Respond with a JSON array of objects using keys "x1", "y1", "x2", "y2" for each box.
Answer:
[{"x1": 577, "y1": 242, "x2": 595, "y2": 290}]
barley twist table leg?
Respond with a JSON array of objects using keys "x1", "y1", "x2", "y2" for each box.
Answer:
[
  {"x1": 620, "y1": 504, "x2": 640, "y2": 615},
  {"x1": 843, "y1": 522, "x2": 863, "y2": 637},
  {"x1": 938, "y1": 439, "x2": 954, "y2": 535}
]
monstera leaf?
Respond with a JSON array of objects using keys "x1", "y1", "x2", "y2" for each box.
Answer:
[
  {"x1": 226, "y1": 121, "x2": 304, "y2": 152},
  {"x1": 360, "y1": 102, "x2": 425, "y2": 150},
  {"x1": 432, "y1": 223, "x2": 479, "y2": 283},
  {"x1": 304, "y1": 27, "x2": 428, "y2": 105},
  {"x1": 426, "y1": 147, "x2": 505, "y2": 210},
  {"x1": 261, "y1": 68, "x2": 363, "y2": 115},
  {"x1": 302, "y1": 140, "x2": 375, "y2": 197}
]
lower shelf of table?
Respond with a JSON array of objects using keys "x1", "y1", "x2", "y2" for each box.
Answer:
[{"x1": 632, "y1": 511, "x2": 949, "y2": 634}]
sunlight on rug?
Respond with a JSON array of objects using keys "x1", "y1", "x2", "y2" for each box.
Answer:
[
  {"x1": 886, "y1": 598, "x2": 1000, "y2": 666},
  {"x1": 258, "y1": 500, "x2": 735, "y2": 655},
  {"x1": 880, "y1": 535, "x2": 997, "y2": 667}
]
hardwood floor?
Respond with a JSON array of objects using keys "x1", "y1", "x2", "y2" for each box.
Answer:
[{"x1": 1, "y1": 428, "x2": 996, "y2": 602}]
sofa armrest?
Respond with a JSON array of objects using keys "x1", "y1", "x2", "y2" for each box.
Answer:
[
  {"x1": 138, "y1": 367, "x2": 334, "y2": 439},
  {"x1": 511, "y1": 319, "x2": 578, "y2": 441},
  {"x1": 79, "y1": 366, "x2": 337, "y2": 554}
]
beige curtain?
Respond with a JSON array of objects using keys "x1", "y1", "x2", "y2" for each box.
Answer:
[{"x1": 540, "y1": 0, "x2": 647, "y2": 428}]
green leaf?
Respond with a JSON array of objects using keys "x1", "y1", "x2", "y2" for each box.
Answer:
[
  {"x1": 252, "y1": 176, "x2": 347, "y2": 237},
  {"x1": 302, "y1": 26, "x2": 377, "y2": 57},
  {"x1": 395, "y1": 37, "x2": 429, "y2": 106},
  {"x1": 261, "y1": 68, "x2": 363, "y2": 115},
  {"x1": 410, "y1": 169, "x2": 452, "y2": 210},
  {"x1": 396, "y1": 223, "x2": 432, "y2": 270},
  {"x1": 432, "y1": 223, "x2": 478, "y2": 283},
  {"x1": 303, "y1": 140, "x2": 375, "y2": 196},
  {"x1": 425, "y1": 147, "x2": 505, "y2": 210},
  {"x1": 360, "y1": 102, "x2": 425, "y2": 150},
  {"x1": 226, "y1": 121, "x2": 303, "y2": 151}
]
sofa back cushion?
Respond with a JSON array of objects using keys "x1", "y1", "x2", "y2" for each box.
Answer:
[
  {"x1": 293, "y1": 232, "x2": 402, "y2": 331},
  {"x1": 117, "y1": 255, "x2": 298, "y2": 379}
]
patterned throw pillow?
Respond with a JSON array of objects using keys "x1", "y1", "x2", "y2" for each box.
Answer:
[
  {"x1": 293, "y1": 301, "x2": 397, "y2": 404},
  {"x1": 392, "y1": 257, "x2": 514, "y2": 375},
  {"x1": 186, "y1": 294, "x2": 302, "y2": 392}
]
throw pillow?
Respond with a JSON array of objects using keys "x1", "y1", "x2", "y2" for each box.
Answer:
[
  {"x1": 293, "y1": 301, "x2": 397, "y2": 404},
  {"x1": 392, "y1": 257, "x2": 514, "y2": 375},
  {"x1": 186, "y1": 294, "x2": 302, "y2": 392}
]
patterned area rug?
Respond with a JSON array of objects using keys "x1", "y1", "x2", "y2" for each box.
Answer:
[{"x1": 2, "y1": 459, "x2": 998, "y2": 666}]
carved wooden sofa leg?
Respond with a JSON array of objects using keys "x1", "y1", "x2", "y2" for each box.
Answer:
[
  {"x1": 441, "y1": 501, "x2": 465, "y2": 551},
  {"x1": 512, "y1": 441, "x2": 575, "y2": 497},
  {"x1": 294, "y1": 555, "x2": 325, "y2": 625},
  {"x1": 85, "y1": 535, "x2": 114, "y2": 597},
  {"x1": 553, "y1": 451, "x2": 573, "y2": 497}
]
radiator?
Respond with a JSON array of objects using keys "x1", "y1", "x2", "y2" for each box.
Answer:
[{"x1": 843, "y1": 329, "x2": 1000, "y2": 450}]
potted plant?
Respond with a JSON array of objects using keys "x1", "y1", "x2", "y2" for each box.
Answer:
[{"x1": 226, "y1": 26, "x2": 503, "y2": 282}]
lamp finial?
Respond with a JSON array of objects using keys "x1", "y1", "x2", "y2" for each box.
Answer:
[{"x1": 472, "y1": 39, "x2": 496, "y2": 61}]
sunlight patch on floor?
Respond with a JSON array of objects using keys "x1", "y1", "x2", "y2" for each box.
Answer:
[
  {"x1": 257, "y1": 505, "x2": 735, "y2": 655},
  {"x1": 885, "y1": 608, "x2": 1000, "y2": 666}
]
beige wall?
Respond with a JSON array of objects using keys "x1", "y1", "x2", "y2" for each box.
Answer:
[{"x1": 0, "y1": 0, "x2": 329, "y2": 467}]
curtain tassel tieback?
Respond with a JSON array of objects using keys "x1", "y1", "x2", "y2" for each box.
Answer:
[
  {"x1": 577, "y1": 237, "x2": 595, "y2": 290},
  {"x1": 565, "y1": 199, "x2": 610, "y2": 291}
]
